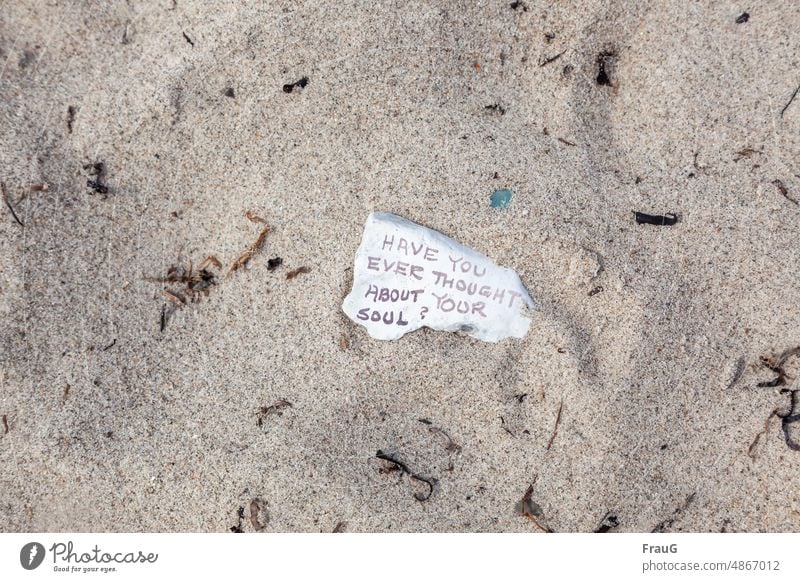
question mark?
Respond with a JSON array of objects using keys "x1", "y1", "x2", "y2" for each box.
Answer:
[{"x1": 420, "y1": 306, "x2": 428, "y2": 320}]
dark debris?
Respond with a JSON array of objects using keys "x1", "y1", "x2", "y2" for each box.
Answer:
[
  {"x1": 773, "y1": 179, "x2": 797, "y2": 205},
  {"x1": 282, "y1": 77, "x2": 309, "y2": 93},
  {"x1": 778, "y1": 389, "x2": 800, "y2": 451},
  {"x1": 484, "y1": 103, "x2": 506, "y2": 115},
  {"x1": 84, "y1": 162, "x2": 109, "y2": 195},
  {"x1": 149, "y1": 255, "x2": 221, "y2": 331},
  {"x1": 256, "y1": 400, "x2": 293, "y2": 427},
  {"x1": 596, "y1": 52, "x2": 616, "y2": 86},
  {"x1": 634, "y1": 211, "x2": 678, "y2": 226},
  {"x1": 588, "y1": 285, "x2": 603, "y2": 297},
  {"x1": 757, "y1": 347, "x2": 800, "y2": 388},
  {"x1": 375, "y1": 450, "x2": 435, "y2": 502},
  {"x1": 651, "y1": 492, "x2": 696, "y2": 533},
  {"x1": 229, "y1": 506, "x2": 245, "y2": 533},
  {"x1": 594, "y1": 512, "x2": 620, "y2": 533},
  {"x1": 67, "y1": 105, "x2": 76, "y2": 133}
]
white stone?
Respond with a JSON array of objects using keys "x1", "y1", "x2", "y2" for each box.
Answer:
[{"x1": 342, "y1": 212, "x2": 536, "y2": 342}]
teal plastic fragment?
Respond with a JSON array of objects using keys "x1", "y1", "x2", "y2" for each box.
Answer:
[{"x1": 490, "y1": 188, "x2": 513, "y2": 208}]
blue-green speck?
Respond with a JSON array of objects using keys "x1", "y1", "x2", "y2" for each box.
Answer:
[{"x1": 490, "y1": 188, "x2": 513, "y2": 208}]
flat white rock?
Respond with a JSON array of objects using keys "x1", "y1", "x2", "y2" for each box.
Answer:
[{"x1": 342, "y1": 212, "x2": 536, "y2": 342}]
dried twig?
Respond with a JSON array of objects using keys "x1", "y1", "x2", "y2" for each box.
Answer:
[
  {"x1": 499, "y1": 415, "x2": 515, "y2": 437},
  {"x1": 748, "y1": 409, "x2": 780, "y2": 459},
  {"x1": 538, "y1": 49, "x2": 566, "y2": 67},
  {"x1": 781, "y1": 84, "x2": 799, "y2": 117},
  {"x1": 147, "y1": 256, "x2": 219, "y2": 325},
  {"x1": 777, "y1": 389, "x2": 800, "y2": 451},
  {"x1": 200, "y1": 255, "x2": 222, "y2": 270},
  {"x1": 162, "y1": 289, "x2": 185, "y2": 306},
  {"x1": 773, "y1": 179, "x2": 798, "y2": 205},
  {"x1": 229, "y1": 223, "x2": 270, "y2": 275},
  {"x1": 757, "y1": 346, "x2": 800, "y2": 387},
  {"x1": 286, "y1": 266, "x2": 311, "y2": 280},
  {"x1": 149, "y1": 262, "x2": 217, "y2": 294},
  {"x1": 244, "y1": 210, "x2": 267, "y2": 224},
  {"x1": 419, "y1": 418, "x2": 462, "y2": 453},
  {"x1": 733, "y1": 147, "x2": 762, "y2": 162},
  {"x1": 1, "y1": 182, "x2": 23, "y2": 226},
  {"x1": 517, "y1": 481, "x2": 553, "y2": 532},
  {"x1": 375, "y1": 450, "x2": 434, "y2": 501},
  {"x1": 546, "y1": 399, "x2": 564, "y2": 450}
]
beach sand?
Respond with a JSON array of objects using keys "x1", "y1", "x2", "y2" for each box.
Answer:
[{"x1": 1, "y1": 1, "x2": 799, "y2": 532}]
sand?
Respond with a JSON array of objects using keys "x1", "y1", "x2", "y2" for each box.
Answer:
[{"x1": 1, "y1": 1, "x2": 799, "y2": 533}]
